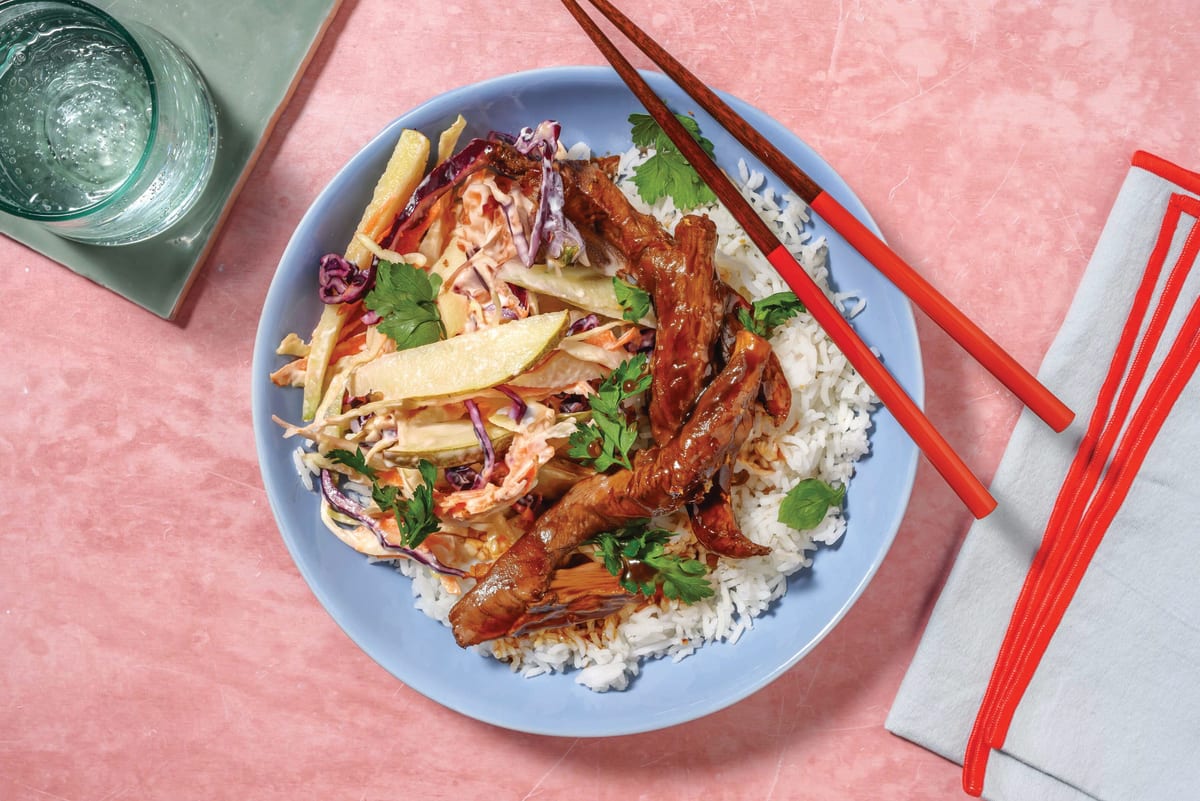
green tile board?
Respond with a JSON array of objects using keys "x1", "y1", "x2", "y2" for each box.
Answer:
[{"x1": 0, "y1": 0, "x2": 343, "y2": 319}]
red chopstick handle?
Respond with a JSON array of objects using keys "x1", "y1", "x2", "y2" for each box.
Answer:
[
  {"x1": 766, "y1": 245, "x2": 998, "y2": 519},
  {"x1": 809, "y1": 191, "x2": 1075, "y2": 433}
]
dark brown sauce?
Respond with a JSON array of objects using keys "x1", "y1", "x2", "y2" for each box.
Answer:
[{"x1": 621, "y1": 559, "x2": 658, "y2": 588}]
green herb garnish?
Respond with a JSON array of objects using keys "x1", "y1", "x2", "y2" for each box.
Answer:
[
  {"x1": 628, "y1": 112, "x2": 717, "y2": 210},
  {"x1": 567, "y1": 354, "x2": 652, "y2": 471},
  {"x1": 363, "y1": 260, "x2": 444, "y2": 350},
  {"x1": 588, "y1": 521, "x2": 714, "y2": 604},
  {"x1": 612, "y1": 277, "x2": 652, "y2": 323},
  {"x1": 778, "y1": 478, "x2": 846, "y2": 531},
  {"x1": 328, "y1": 448, "x2": 440, "y2": 548},
  {"x1": 327, "y1": 445, "x2": 376, "y2": 479},
  {"x1": 558, "y1": 243, "x2": 580, "y2": 266},
  {"x1": 738, "y1": 291, "x2": 805, "y2": 338}
]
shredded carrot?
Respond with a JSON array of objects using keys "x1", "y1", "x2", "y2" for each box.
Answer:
[
  {"x1": 585, "y1": 325, "x2": 642, "y2": 351},
  {"x1": 330, "y1": 331, "x2": 368, "y2": 362},
  {"x1": 375, "y1": 468, "x2": 405, "y2": 487}
]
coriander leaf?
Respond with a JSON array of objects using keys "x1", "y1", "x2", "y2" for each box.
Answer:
[
  {"x1": 778, "y1": 478, "x2": 846, "y2": 531},
  {"x1": 585, "y1": 522, "x2": 713, "y2": 605},
  {"x1": 612, "y1": 277, "x2": 652, "y2": 323},
  {"x1": 610, "y1": 353, "x2": 653, "y2": 395},
  {"x1": 627, "y1": 113, "x2": 718, "y2": 211},
  {"x1": 372, "y1": 482, "x2": 399, "y2": 511},
  {"x1": 738, "y1": 291, "x2": 806, "y2": 338},
  {"x1": 631, "y1": 152, "x2": 717, "y2": 211},
  {"x1": 628, "y1": 151, "x2": 674, "y2": 206},
  {"x1": 394, "y1": 459, "x2": 439, "y2": 549},
  {"x1": 567, "y1": 423, "x2": 602, "y2": 461},
  {"x1": 629, "y1": 113, "x2": 664, "y2": 151},
  {"x1": 329, "y1": 449, "x2": 440, "y2": 549},
  {"x1": 568, "y1": 420, "x2": 630, "y2": 472},
  {"x1": 376, "y1": 305, "x2": 443, "y2": 350},
  {"x1": 569, "y1": 354, "x2": 651, "y2": 472},
  {"x1": 628, "y1": 112, "x2": 715, "y2": 157},
  {"x1": 364, "y1": 260, "x2": 445, "y2": 350},
  {"x1": 647, "y1": 548, "x2": 714, "y2": 604},
  {"x1": 590, "y1": 531, "x2": 625, "y2": 576},
  {"x1": 328, "y1": 447, "x2": 377, "y2": 480}
]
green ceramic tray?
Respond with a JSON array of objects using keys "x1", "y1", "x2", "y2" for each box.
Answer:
[{"x1": 0, "y1": 0, "x2": 342, "y2": 319}]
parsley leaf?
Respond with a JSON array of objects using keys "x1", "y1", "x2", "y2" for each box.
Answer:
[
  {"x1": 587, "y1": 521, "x2": 714, "y2": 604},
  {"x1": 612, "y1": 277, "x2": 652, "y2": 323},
  {"x1": 364, "y1": 260, "x2": 445, "y2": 350},
  {"x1": 778, "y1": 478, "x2": 846, "y2": 531},
  {"x1": 627, "y1": 112, "x2": 717, "y2": 210},
  {"x1": 737, "y1": 291, "x2": 806, "y2": 338},
  {"x1": 568, "y1": 354, "x2": 652, "y2": 471},
  {"x1": 328, "y1": 449, "x2": 440, "y2": 548}
]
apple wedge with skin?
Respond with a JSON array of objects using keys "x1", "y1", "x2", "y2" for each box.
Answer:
[{"x1": 348, "y1": 310, "x2": 570, "y2": 402}]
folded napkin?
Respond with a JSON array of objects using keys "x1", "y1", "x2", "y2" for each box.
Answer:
[{"x1": 886, "y1": 152, "x2": 1200, "y2": 801}]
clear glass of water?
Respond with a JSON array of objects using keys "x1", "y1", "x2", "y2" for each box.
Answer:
[{"x1": 0, "y1": 0, "x2": 218, "y2": 245}]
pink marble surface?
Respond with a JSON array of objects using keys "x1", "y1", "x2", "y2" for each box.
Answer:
[{"x1": 3, "y1": 1, "x2": 1198, "y2": 798}]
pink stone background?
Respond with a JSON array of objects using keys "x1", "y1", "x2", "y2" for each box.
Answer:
[{"x1": 3, "y1": 1, "x2": 1198, "y2": 799}]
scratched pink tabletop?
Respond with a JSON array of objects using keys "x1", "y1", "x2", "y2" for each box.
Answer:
[{"x1": 3, "y1": 1, "x2": 1198, "y2": 799}]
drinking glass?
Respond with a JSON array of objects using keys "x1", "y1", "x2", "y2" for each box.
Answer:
[{"x1": 0, "y1": 0, "x2": 218, "y2": 245}]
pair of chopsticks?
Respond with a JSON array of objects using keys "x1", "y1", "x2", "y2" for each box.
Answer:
[
  {"x1": 561, "y1": 0, "x2": 1075, "y2": 519},
  {"x1": 961, "y1": 192, "x2": 1200, "y2": 794}
]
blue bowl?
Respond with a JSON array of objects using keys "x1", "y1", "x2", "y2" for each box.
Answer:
[{"x1": 252, "y1": 66, "x2": 922, "y2": 736}]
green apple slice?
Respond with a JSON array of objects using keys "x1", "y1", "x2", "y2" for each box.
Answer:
[
  {"x1": 349, "y1": 310, "x2": 569, "y2": 401},
  {"x1": 384, "y1": 417, "x2": 512, "y2": 467},
  {"x1": 497, "y1": 263, "x2": 654, "y2": 325}
]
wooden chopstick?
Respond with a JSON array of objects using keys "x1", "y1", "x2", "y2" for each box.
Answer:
[
  {"x1": 560, "y1": 0, "x2": 997, "y2": 518},
  {"x1": 572, "y1": 0, "x2": 1074, "y2": 435}
]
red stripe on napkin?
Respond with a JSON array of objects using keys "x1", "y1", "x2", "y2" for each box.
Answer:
[{"x1": 1133, "y1": 151, "x2": 1200, "y2": 193}]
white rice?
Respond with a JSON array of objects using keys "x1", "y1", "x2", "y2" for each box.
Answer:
[{"x1": 393, "y1": 144, "x2": 878, "y2": 692}]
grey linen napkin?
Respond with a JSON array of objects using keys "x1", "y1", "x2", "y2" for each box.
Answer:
[{"x1": 886, "y1": 153, "x2": 1200, "y2": 801}]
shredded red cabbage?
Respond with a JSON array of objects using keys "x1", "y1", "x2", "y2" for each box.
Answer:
[
  {"x1": 629, "y1": 327, "x2": 656, "y2": 353},
  {"x1": 511, "y1": 122, "x2": 559, "y2": 265},
  {"x1": 444, "y1": 465, "x2": 481, "y2": 491},
  {"x1": 318, "y1": 253, "x2": 374, "y2": 304},
  {"x1": 380, "y1": 121, "x2": 581, "y2": 265},
  {"x1": 509, "y1": 120, "x2": 583, "y2": 265},
  {"x1": 566, "y1": 313, "x2": 600, "y2": 335},
  {"x1": 500, "y1": 199, "x2": 535, "y2": 265},
  {"x1": 384, "y1": 137, "x2": 501, "y2": 251},
  {"x1": 318, "y1": 470, "x2": 466, "y2": 577},
  {"x1": 507, "y1": 282, "x2": 530, "y2": 311},
  {"x1": 496, "y1": 384, "x2": 527, "y2": 422},
  {"x1": 556, "y1": 393, "x2": 589, "y2": 414},
  {"x1": 512, "y1": 492, "x2": 542, "y2": 517},
  {"x1": 463, "y1": 399, "x2": 496, "y2": 484},
  {"x1": 513, "y1": 120, "x2": 560, "y2": 158}
]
